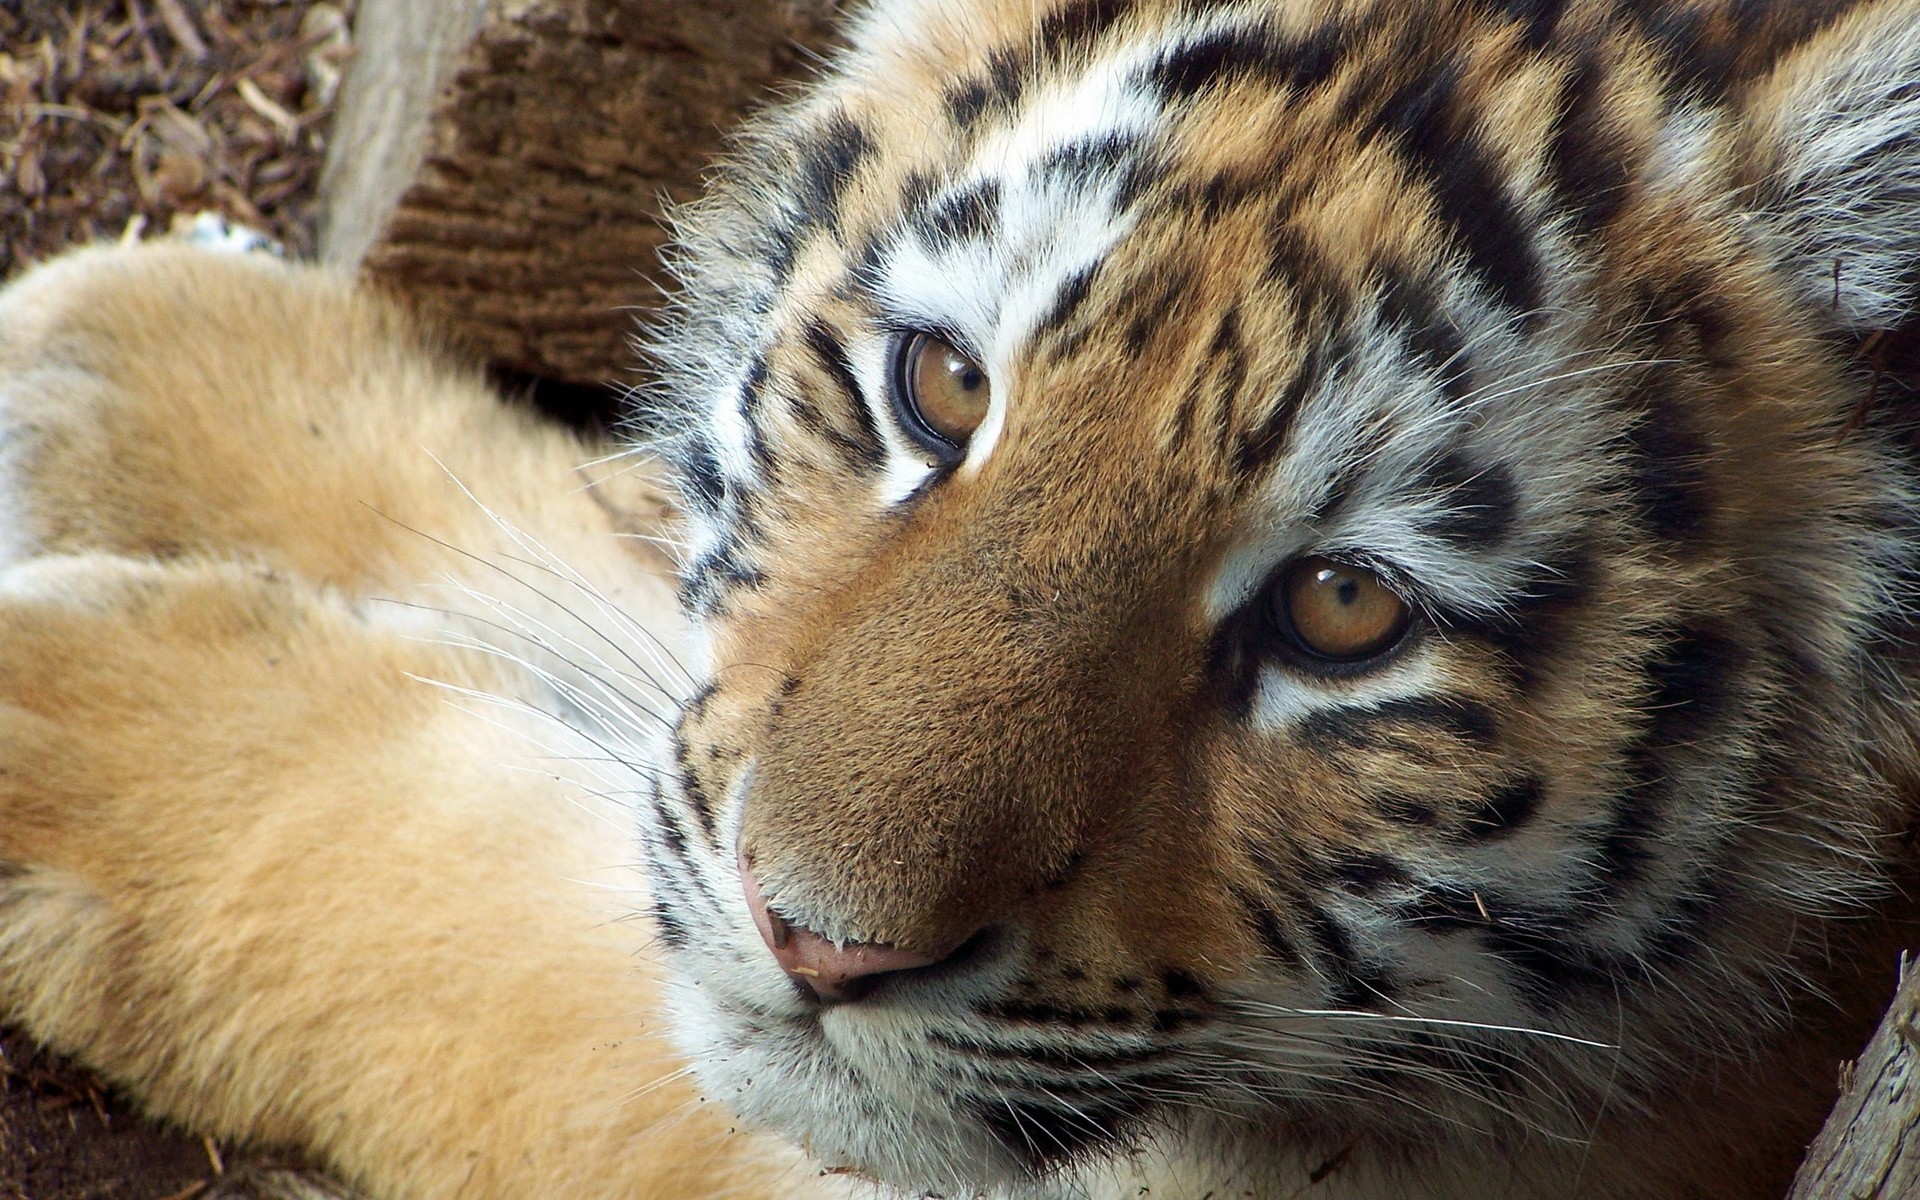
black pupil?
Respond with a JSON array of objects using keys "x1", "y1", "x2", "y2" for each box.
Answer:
[
  {"x1": 1335, "y1": 576, "x2": 1358, "y2": 605},
  {"x1": 949, "y1": 357, "x2": 983, "y2": 391}
]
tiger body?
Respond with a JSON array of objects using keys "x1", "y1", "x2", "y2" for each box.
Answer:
[{"x1": 3, "y1": 1, "x2": 1920, "y2": 1198}]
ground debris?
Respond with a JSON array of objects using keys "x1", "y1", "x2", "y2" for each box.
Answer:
[{"x1": 1, "y1": 0, "x2": 355, "y2": 270}]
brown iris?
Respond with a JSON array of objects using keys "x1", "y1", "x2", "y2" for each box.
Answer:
[
  {"x1": 896, "y1": 332, "x2": 990, "y2": 449},
  {"x1": 1277, "y1": 556, "x2": 1412, "y2": 661}
]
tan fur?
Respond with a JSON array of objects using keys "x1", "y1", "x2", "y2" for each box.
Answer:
[{"x1": 0, "y1": 243, "x2": 838, "y2": 1200}]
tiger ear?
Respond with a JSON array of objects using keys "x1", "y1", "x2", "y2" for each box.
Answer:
[{"x1": 1738, "y1": 4, "x2": 1920, "y2": 333}]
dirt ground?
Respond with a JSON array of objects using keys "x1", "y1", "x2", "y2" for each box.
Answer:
[
  {"x1": 2, "y1": 2, "x2": 356, "y2": 1195},
  {"x1": 1, "y1": 0, "x2": 351, "y2": 267}
]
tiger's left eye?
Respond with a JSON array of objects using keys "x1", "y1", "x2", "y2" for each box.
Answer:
[
  {"x1": 1274, "y1": 556, "x2": 1412, "y2": 662},
  {"x1": 894, "y1": 332, "x2": 991, "y2": 451}
]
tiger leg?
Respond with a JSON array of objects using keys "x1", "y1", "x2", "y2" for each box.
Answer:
[{"x1": 0, "y1": 242, "x2": 830, "y2": 1200}]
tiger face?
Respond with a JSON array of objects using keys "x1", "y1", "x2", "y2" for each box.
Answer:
[{"x1": 639, "y1": 1, "x2": 1920, "y2": 1194}]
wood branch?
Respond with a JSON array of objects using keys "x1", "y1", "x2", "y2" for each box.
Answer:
[
  {"x1": 1788, "y1": 953, "x2": 1920, "y2": 1199},
  {"x1": 317, "y1": 0, "x2": 841, "y2": 385}
]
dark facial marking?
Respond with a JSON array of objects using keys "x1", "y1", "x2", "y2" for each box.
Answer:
[
  {"x1": 795, "y1": 114, "x2": 872, "y2": 235},
  {"x1": 916, "y1": 180, "x2": 1002, "y2": 245},
  {"x1": 1453, "y1": 543, "x2": 1598, "y2": 688},
  {"x1": 1231, "y1": 339, "x2": 1321, "y2": 477},
  {"x1": 1546, "y1": 48, "x2": 1635, "y2": 236},
  {"x1": 1464, "y1": 775, "x2": 1543, "y2": 838},
  {"x1": 1295, "y1": 696, "x2": 1499, "y2": 753},
  {"x1": 1491, "y1": 0, "x2": 1568, "y2": 47},
  {"x1": 1331, "y1": 852, "x2": 1409, "y2": 893},
  {"x1": 1236, "y1": 887, "x2": 1305, "y2": 966},
  {"x1": 801, "y1": 322, "x2": 886, "y2": 469},
  {"x1": 1420, "y1": 452, "x2": 1518, "y2": 550},
  {"x1": 1643, "y1": 622, "x2": 1746, "y2": 745},
  {"x1": 975, "y1": 1092, "x2": 1147, "y2": 1174},
  {"x1": 1358, "y1": 58, "x2": 1545, "y2": 320},
  {"x1": 651, "y1": 896, "x2": 693, "y2": 949},
  {"x1": 1376, "y1": 270, "x2": 1473, "y2": 401},
  {"x1": 1307, "y1": 908, "x2": 1393, "y2": 1010},
  {"x1": 1040, "y1": 0, "x2": 1135, "y2": 53},
  {"x1": 1035, "y1": 263, "x2": 1101, "y2": 342},
  {"x1": 1039, "y1": 132, "x2": 1140, "y2": 183},
  {"x1": 1622, "y1": 377, "x2": 1714, "y2": 543},
  {"x1": 1480, "y1": 917, "x2": 1613, "y2": 1009},
  {"x1": 1142, "y1": 19, "x2": 1347, "y2": 102}
]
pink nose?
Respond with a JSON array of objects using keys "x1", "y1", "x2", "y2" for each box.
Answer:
[{"x1": 740, "y1": 856, "x2": 941, "y2": 1002}]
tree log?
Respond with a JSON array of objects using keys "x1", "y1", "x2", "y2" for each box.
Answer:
[
  {"x1": 1788, "y1": 953, "x2": 1920, "y2": 1199},
  {"x1": 317, "y1": 0, "x2": 841, "y2": 385}
]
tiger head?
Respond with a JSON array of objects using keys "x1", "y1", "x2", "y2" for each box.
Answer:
[{"x1": 639, "y1": 1, "x2": 1920, "y2": 1195}]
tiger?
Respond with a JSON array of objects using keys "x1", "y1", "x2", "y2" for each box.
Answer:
[{"x1": 5, "y1": 0, "x2": 1920, "y2": 1197}]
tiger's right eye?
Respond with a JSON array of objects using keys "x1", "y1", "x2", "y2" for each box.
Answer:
[{"x1": 893, "y1": 332, "x2": 991, "y2": 453}]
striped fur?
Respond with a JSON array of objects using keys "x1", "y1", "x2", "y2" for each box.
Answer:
[{"x1": 642, "y1": 2, "x2": 1920, "y2": 1197}]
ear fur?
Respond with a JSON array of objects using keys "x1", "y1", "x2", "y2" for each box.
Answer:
[{"x1": 1739, "y1": 2, "x2": 1920, "y2": 332}]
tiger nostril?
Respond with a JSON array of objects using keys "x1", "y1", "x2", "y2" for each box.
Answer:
[{"x1": 739, "y1": 855, "x2": 945, "y2": 1003}]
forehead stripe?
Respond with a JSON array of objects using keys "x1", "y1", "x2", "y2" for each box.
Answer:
[
  {"x1": 794, "y1": 113, "x2": 872, "y2": 235},
  {"x1": 1356, "y1": 60, "x2": 1545, "y2": 320}
]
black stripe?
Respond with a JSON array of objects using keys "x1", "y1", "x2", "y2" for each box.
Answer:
[
  {"x1": 1204, "y1": 604, "x2": 1263, "y2": 716},
  {"x1": 1376, "y1": 269, "x2": 1473, "y2": 401},
  {"x1": 978, "y1": 1000, "x2": 1139, "y2": 1027},
  {"x1": 1491, "y1": 0, "x2": 1568, "y2": 47},
  {"x1": 1643, "y1": 621, "x2": 1745, "y2": 746},
  {"x1": 650, "y1": 896, "x2": 692, "y2": 949},
  {"x1": 927, "y1": 1032, "x2": 1165, "y2": 1073},
  {"x1": 1361, "y1": 59, "x2": 1544, "y2": 319},
  {"x1": 1465, "y1": 774, "x2": 1543, "y2": 839},
  {"x1": 1142, "y1": 20, "x2": 1346, "y2": 102},
  {"x1": 1307, "y1": 908, "x2": 1393, "y2": 1009},
  {"x1": 974, "y1": 1093, "x2": 1146, "y2": 1173},
  {"x1": 1205, "y1": 308, "x2": 1250, "y2": 462},
  {"x1": 1295, "y1": 696, "x2": 1498, "y2": 752},
  {"x1": 945, "y1": 78, "x2": 993, "y2": 128},
  {"x1": 679, "y1": 540, "x2": 766, "y2": 612},
  {"x1": 740, "y1": 356, "x2": 775, "y2": 474},
  {"x1": 1122, "y1": 265, "x2": 1193, "y2": 361},
  {"x1": 1235, "y1": 887, "x2": 1304, "y2": 966},
  {"x1": 914, "y1": 179, "x2": 1001, "y2": 245},
  {"x1": 794, "y1": 113, "x2": 872, "y2": 233},
  {"x1": 670, "y1": 438, "x2": 727, "y2": 516},
  {"x1": 671, "y1": 734, "x2": 717, "y2": 839},
  {"x1": 1265, "y1": 216, "x2": 1351, "y2": 330},
  {"x1": 1374, "y1": 793, "x2": 1440, "y2": 826},
  {"x1": 1451, "y1": 541, "x2": 1597, "y2": 689},
  {"x1": 1331, "y1": 852, "x2": 1409, "y2": 894},
  {"x1": 1232, "y1": 339, "x2": 1320, "y2": 477},
  {"x1": 1039, "y1": 132, "x2": 1140, "y2": 182},
  {"x1": 1479, "y1": 916, "x2": 1613, "y2": 1009},
  {"x1": 1419, "y1": 452, "x2": 1517, "y2": 550},
  {"x1": 1621, "y1": 372, "x2": 1714, "y2": 543},
  {"x1": 761, "y1": 219, "x2": 801, "y2": 282},
  {"x1": 1592, "y1": 762, "x2": 1662, "y2": 891},
  {"x1": 947, "y1": 47, "x2": 1030, "y2": 130},
  {"x1": 1035, "y1": 264, "x2": 1100, "y2": 341},
  {"x1": 803, "y1": 322, "x2": 885, "y2": 469},
  {"x1": 1617, "y1": 0, "x2": 1849, "y2": 102},
  {"x1": 1040, "y1": 0, "x2": 1135, "y2": 58},
  {"x1": 1546, "y1": 48, "x2": 1634, "y2": 236}
]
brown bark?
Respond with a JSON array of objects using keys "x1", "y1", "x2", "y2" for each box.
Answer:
[
  {"x1": 1788, "y1": 953, "x2": 1920, "y2": 1200},
  {"x1": 317, "y1": 0, "x2": 841, "y2": 385}
]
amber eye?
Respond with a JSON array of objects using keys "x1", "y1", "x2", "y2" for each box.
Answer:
[
  {"x1": 1275, "y1": 556, "x2": 1412, "y2": 662},
  {"x1": 894, "y1": 331, "x2": 991, "y2": 451}
]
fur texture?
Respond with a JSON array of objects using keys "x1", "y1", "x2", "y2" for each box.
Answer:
[{"x1": 6, "y1": 2, "x2": 1920, "y2": 1198}]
